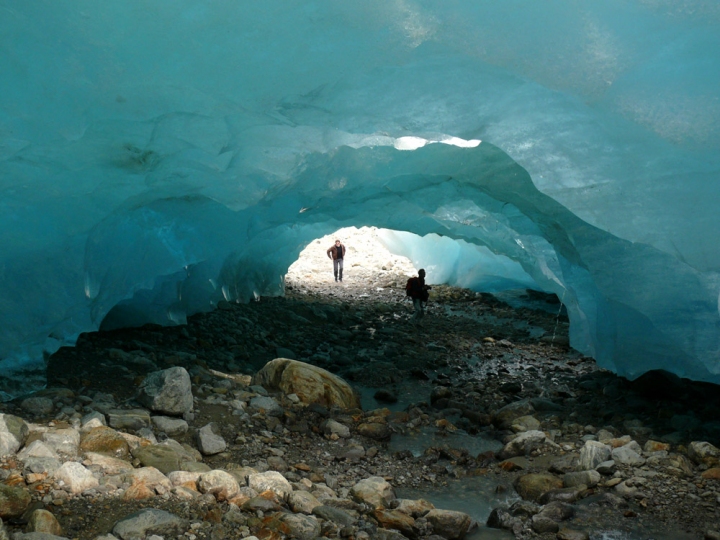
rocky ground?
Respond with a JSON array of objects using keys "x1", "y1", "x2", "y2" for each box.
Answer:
[{"x1": 1, "y1": 228, "x2": 720, "y2": 540}]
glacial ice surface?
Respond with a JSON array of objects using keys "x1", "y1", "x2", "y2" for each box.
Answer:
[{"x1": 1, "y1": 1, "x2": 720, "y2": 396}]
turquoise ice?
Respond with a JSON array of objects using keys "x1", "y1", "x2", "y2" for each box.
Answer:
[{"x1": 1, "y1": 1, "x2": 719, "y2": 396}]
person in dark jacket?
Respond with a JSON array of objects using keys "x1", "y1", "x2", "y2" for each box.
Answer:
[
  {"x1": 408, "y1": 268, "x2": 431, "y2": 322},
  {"x1": 327, "y1": 239, "x2": 346, "y2": 282}
]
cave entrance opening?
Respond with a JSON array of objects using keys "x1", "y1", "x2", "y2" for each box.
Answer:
[{"x1": 284, "y1": 226, "x2": 419, "y2": 295}]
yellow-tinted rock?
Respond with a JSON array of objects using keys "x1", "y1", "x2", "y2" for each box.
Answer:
[
  {"x1": 252, "y1": 359, "x2": 360, "y2": 409},
  {"x1": 123, "y1": 482, "x2": 155, "y2": 500},
  {"x1": 80, "y1": 426, "x2": 130, "y2": 459},
  {"x1": 701, "y1": 468, "x2": 720, "y2": 480},
  {"x1": 26, "y1": 509, "x2": 63, "y2": 535}
]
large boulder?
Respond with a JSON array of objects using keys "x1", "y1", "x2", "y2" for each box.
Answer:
[
  {"x1": 0, "y1": 414, "x2": 29, "y2": 457},
  {"x1": 137, "y1": 367, "x2": 193, "y2": 415},
  {"x1": 252, "y1": 359, "x2": 360, "y2": 410}
]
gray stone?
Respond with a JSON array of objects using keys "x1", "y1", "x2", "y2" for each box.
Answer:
[
  {"x1": 0, "y1": 414, "x2": 29, "y2": 457},
  {"x1": 137, "y1": 367, "x2": 193, "y2": 416},
  {"x1": 595, "y1": 460, "x2": 616, "y2": 475},
  {"x1": 486, "y1": 508, "x2": 522, "y2": 532},
  {"x1": 577, "y1": 440, "x2": 611, "y2": 471},
  {"x1": 611, "y1": 445, "x2": 646, "y2": 466},
  {"x1": 23, "y1": 457, "x2": 62, "y2": 475},
  {"x1": 151, "y1": 416, "x2": 188, "y2": 436},
  {"x1": 424, "y1": 509, "x2": 473, "y2": 540},
  {"x1": 499, "y1": 430, "x2": 559, "y2": 459},
  {"x1": 322, "y1": 419, "x2": 351, "y2": 438},
  {"x1": 537, "y1": 501, "x2": 574, "y2": 521},
  {"x1": 288, "y1": 490, "x2": 322, "y2": 514},
  {"x1": 20, "y1": 397, "x2": 55, "y2": 416},
  {"x1": 112, "y1": 509, "x2": 187, "y2": 540},
  {"x1": 275, "y1": 513, "x2": 320, "y2": 540},
  {"x1": 249, "y1": 396, "x2": 284, "y2": 417},
  {"x1": 563, "y1": 470, "x2": 600, "y2": 488},
  {"x1": 132, "y1": 444, "x2": 181, "y2": 474},
  {"x1": 196, "y1": 424, "x2": 226, "y2": 455},
  {"x1": 510, "y1": 415, "x2": 541, "y2": 433},
  {"x1": 107, "y1": 410, "x2": 151, "y2": 431},
  {"x1": 493, "y1": 399, "x2": 535, "y2": 429},
  {"x1": 80, "y1": 412, "x2": 106, "y2": 432},
  {"x1": 18, "y1": 440, "x2": 58, "y2": 461},
  {"x1": 532, "y1": 514, "x2": 559, "y2": 534},
  {"x1": 312, "y1": 505, "x2": 355, "y2": 527}
]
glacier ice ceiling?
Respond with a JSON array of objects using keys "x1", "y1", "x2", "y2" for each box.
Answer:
[{"x1": 1, "y1": 1, "x2": 720, "y2": 397}]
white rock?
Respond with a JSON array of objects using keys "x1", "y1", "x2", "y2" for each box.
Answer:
[
  {"x1": 80, "y1": 412, "x2": 106, "y2": 432},
  {"x1": 53, "y1": 462, "x2": 99, "y2": 494},
  {"x1": 18, "y1": 440, "x2": 58, "y2": 461},
  {"x1": 167, "y1": 471, "x2": 201, "y2": 487},
  {"x1": 247, "y1": 471, "x2": 292, "y2": 499},
  {"x1": 0, "y1": 414, "x2": 29, "y2": 457},
  {"x1": 42, "y1": 428, "x2": 80, "y2": 458},
  {"x1": 198, "y1": 470, "x2": 239, "y2": 500},
  {"x1": 577, "y1": 440, "x2": 611, "y2": 471},
  {"x1": 612, "y1": 445, "x2": 646, "y2": 466},
  {"x1": 123, "y1": 467, "x2": 172, "y2": 491}
]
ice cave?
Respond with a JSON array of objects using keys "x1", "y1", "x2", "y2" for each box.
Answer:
[{"x1": 1, "y1": 1, "x2": 720, "y2": 398}]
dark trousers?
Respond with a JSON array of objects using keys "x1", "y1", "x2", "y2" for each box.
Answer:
[{"x1": 333, "y1": 259, "x2": 344, "y2": 281}]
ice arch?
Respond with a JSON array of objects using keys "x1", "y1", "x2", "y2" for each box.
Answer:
[{"x1": 1, "y1": 1, "x2": 719, "y2": 397}]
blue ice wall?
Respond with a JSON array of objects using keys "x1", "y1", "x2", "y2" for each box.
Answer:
[{"x1": 1, "y1": 1, "x2": 719, "y2": 396}]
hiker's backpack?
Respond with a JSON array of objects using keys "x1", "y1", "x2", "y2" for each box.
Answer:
[{"x1": 406, "y1": 277, "x2": 418, "y2": 297}]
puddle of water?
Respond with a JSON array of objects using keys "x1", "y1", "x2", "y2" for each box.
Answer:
[
  {"x1": 398, "y1": 475, "x2": 518, "y2": 534},
  {"x1": 388, "y1": 425, "x2": 503, "y2": 458}
]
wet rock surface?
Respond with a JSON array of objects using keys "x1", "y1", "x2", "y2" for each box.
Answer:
[{"x1": 0, "y1": 227, "x2": 718, "y2": 539}]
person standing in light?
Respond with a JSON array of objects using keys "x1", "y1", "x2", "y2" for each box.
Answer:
[{"x1": 327, "y1": 239, "x2": 346, "y2": 282}]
